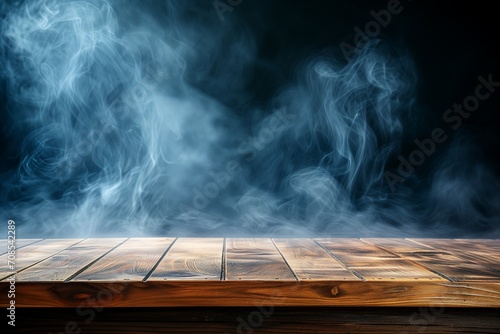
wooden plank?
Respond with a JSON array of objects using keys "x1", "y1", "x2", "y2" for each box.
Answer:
[
  {"x1": 72, "y1": 238, "x2": 175, "y2": 281},
  {"x1": 0, "y1": 239, "x2": 84, "y2": 279},
  {"x1": 0, "y1": 239, "x2": 41, "y2": 255},
  {"x1": 316, "y1": 238, "x2": 444, "y2": 281},
  {"x1": 14, "y1": 238, "x2": 127, "y2": 281},
  {"x1": 2, "y1": 281, "x2": 499, "y2": 307},
  {"x1": 1, "y1": 238, "x2": 499, "y2": 309},
  {"x1": 411, "y1": 238, "x2": 500, "y2": 263},
  {"x1": 148, "y1": 238, "x2": 223, "y2": 280},
  {"x1": 13, "y1": 239, "x2": 43, "y2": 248},
  {"x1": 364, "y1": 238, "x2": 500, "y2": 281},
  {"x1": 225, "y1": 238, "x2": 296, "y2": 281},
  {"x1": 272, "y1": 238, "x2": 360, "y2": 280}
]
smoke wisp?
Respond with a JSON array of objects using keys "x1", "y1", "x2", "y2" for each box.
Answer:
[{"x1": 1, "y1": 0, "x2": 499, "y2": 238}]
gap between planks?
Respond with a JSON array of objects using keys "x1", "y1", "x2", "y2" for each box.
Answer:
[{"x1": 360, "y1": 239, "x2": 454, "y2": 282}]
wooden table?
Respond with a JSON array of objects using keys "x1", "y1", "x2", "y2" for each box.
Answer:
[{"x1": 1, "y1": 238, "x2": 499, "y2": 333}]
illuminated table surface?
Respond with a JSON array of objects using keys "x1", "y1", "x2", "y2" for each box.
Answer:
[
  {"x1": 3, "y1": 238, "x2": 500, "y2": 333},
  {"x1": 1, "y1": 238, "x2": 499, "y2": 308}
]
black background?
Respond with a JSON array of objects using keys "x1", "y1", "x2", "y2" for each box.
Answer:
[
  {"x1": 1, "y1": 0, "x2": 499, "y2": 235},
  {"x1": 5, "y1": 0, "x2": 498, "y2": 175}
]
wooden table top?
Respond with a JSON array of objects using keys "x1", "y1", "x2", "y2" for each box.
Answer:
[{"x1": 1, "y1": 238, "x2": 499, "y2": 308}]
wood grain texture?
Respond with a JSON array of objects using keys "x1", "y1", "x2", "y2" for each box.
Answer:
[
  {"x1": 272, "y1": 238, "x2": 360, "y2": 280},
  {"x1": 13, "y1": 238, "x2": 127, "y2": 281},
  {"x1": 410, "y1": 238, "x2": 500, "y2": 264},
  {"x1": 0, "y1": 239, "x2": 83, "y2": 280},
  {"x1": 2, "y1": 281, "x2": 499, "y2": 307},
  {"x1": 364, "y1": 238, "x2": 500, "y2": 281},
  {"x1": 1, "y1": 238, "x2": 499, "y2": 308},
  {"x1": 226, "y1": 238, "x2": 297, "y2": 281},
  {"x1": 316, "y1": 238, "x2": 444, "y2": 281},
  {"x1": 72, "y1": 238, "x2": 175, "y2": 281},
  {"x1": 148, "y1": 238, "x2": 223, "y2": 280},
  {"x1": 0, "y1": 239, "x2": 43, "y2": 255}
]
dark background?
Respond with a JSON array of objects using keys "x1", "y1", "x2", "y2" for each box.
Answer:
[
  {"x1": 228, "y1": 0, "x2": 500, "y2": 169},
  {"x1": 4, "y1": 0, "x2": 499, "y2": 181},
  {"x1": 1, "y1": 0, "x2": 499, "y2": 236}
]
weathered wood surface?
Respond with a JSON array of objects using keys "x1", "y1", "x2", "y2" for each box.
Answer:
[
  {"x1": 364, "y1": 238, "x2": 500, "y2": 281},
  {"x1": 148, "y1": 238, "x2": 222, "y2": 280},
  {"x1": 74, "y1": 238, "x2": 175, "y2": 281},
  {"x1": 0, "y1": 238, "x2": 499, "y2": 307},
  {"x1": 316, "y1": 238, "x2": 444, "y2": 280},
  {"x1": 410, "y1": 238, "x2": 500, "y2": 265},
  {"x1": 226, "y1": 238, "x2": 297, "y2": 281},
  {"x1": 0, "y1": 239, "x2": 42, "y2": 255},
  {"x1": 272, "y1": 238, "x2": 358, "y2": 280},
  {"x1": 15, "y1": 238, "x2": 127, "y2": 281},
  {"x1": 0, "y1": 239, "x2": 84, "y2": 280}
]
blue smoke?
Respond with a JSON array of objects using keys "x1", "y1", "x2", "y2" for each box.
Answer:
[{"x1": 1, "y1": 0, "x2": 498, "y2": 237}]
